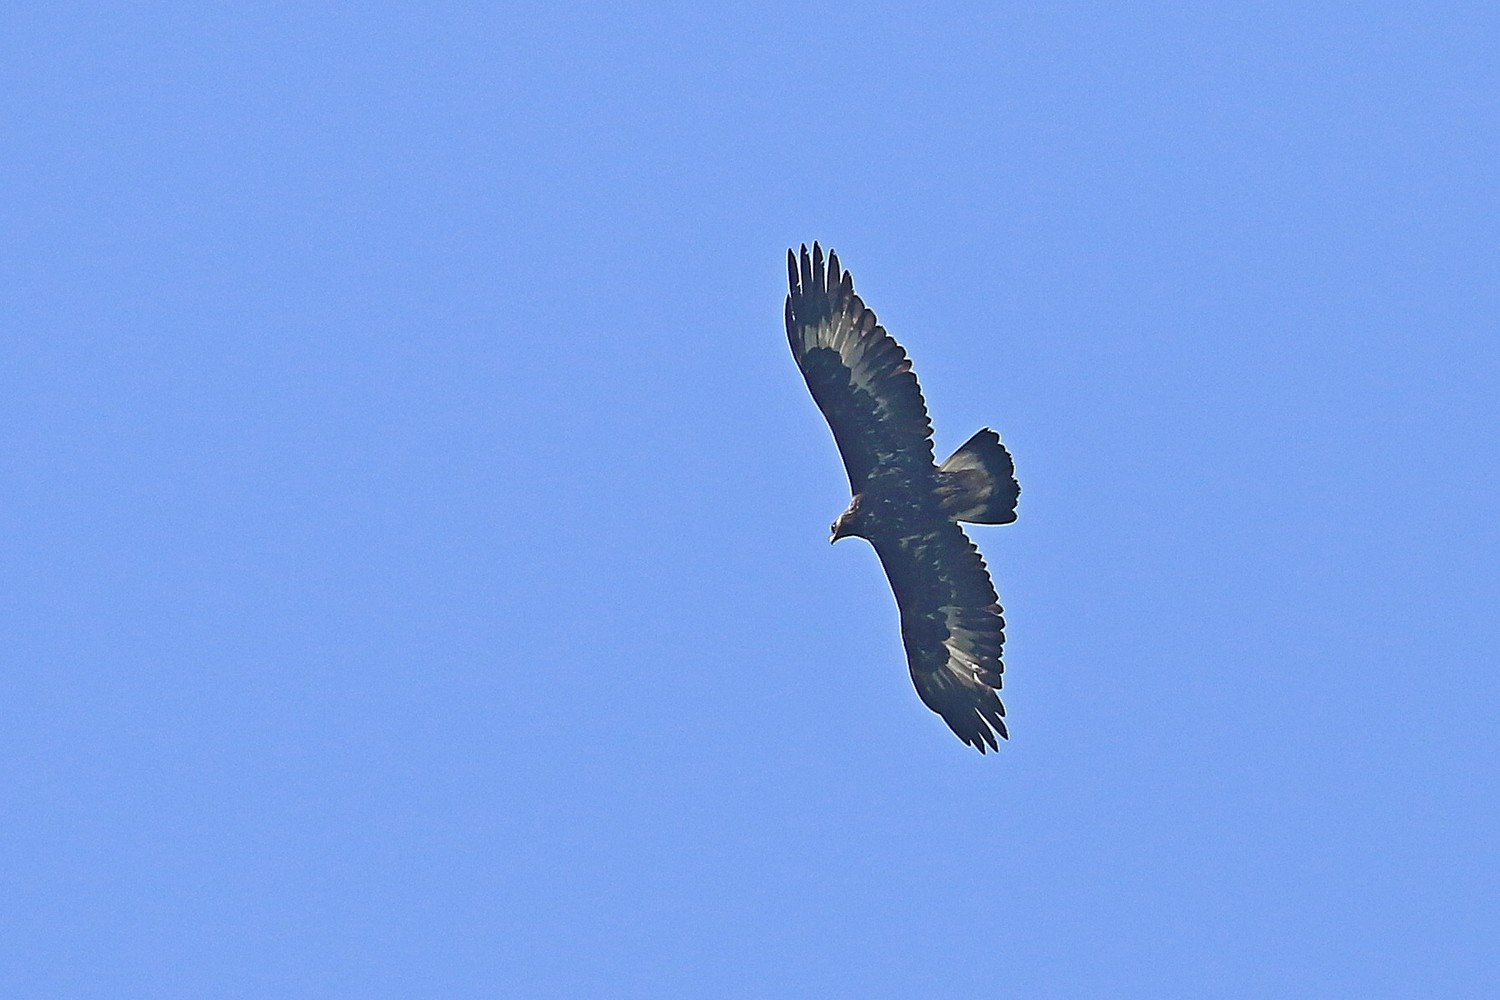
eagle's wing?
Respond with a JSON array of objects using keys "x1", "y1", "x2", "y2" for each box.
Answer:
[
  {"x1": 786, "y1": 243, "x2": 936, "y2": 492},
  {"x1": 872, "y1": 518, "x2": 1008, "y2": 752}
]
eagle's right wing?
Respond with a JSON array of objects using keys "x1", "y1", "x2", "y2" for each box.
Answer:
[
  {"x1": 872, "y1": 517, "x2": 1008, "y2": 753},
  {"x1": 785, "y1": 243, "x2": 936, "y2": 492}
]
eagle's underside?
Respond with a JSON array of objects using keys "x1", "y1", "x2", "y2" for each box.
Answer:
[{"x1": 785, "y1": 242, "x2": 1019, "y2": 752}]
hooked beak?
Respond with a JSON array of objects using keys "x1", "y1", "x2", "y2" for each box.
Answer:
[{"x1": 829, "y1": 499, "x2": 858, "y2": 543}]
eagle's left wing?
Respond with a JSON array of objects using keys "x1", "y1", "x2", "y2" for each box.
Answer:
[
  {"x1": 871, "y1": 517, "x2": 1008, "y2": 752},
  {"x1": 785, "y1": 243, "x2": 936, "y2": 493}
]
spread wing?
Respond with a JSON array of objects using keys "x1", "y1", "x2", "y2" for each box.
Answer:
[
  {"x1": 785, "y1": 243, "x2": 936, "y2": 492},
  {"x1": 872, "y1": 518, "x2": 1008, "y2": 752}
]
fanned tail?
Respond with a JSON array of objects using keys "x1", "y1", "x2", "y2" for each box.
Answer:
[{"x1": 937, "y1": 428, "x2": 1020, "y2": 525}]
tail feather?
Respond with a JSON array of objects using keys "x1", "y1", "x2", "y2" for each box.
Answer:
[{"x1": 937, "y1": 428, "x2": 1019, "y2": 525}]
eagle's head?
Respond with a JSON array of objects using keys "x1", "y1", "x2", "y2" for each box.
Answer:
[{"x1": 830, "y1": 494, "x2": 864, "y2": 544}]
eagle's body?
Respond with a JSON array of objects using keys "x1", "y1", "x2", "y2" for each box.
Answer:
[{"x1": 786, "y1": 243, "x2": 1019, "y2": 752}]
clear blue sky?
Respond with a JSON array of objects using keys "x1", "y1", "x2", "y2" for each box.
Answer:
[{"x1": 5, "y1": 3, "x2": 1498, "y2": 997}]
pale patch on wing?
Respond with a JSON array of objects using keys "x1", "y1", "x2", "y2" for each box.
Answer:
[
  {"x1": 939, "y1": 602, "x2": 1004, "y2": 686},
  {"x1": 786, "y1": 244, "x2": 935, "y2": 482},
  {"x1": 883, "y1": 524, "x2": 1008, "y2": 751},
  {"x1": 793, "y1": 309, "x2": 913, "y2": 429}
]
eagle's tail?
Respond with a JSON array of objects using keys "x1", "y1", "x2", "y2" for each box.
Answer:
[{"x1": 937, "y1": 429, "x2": 1020, "y2": 525}]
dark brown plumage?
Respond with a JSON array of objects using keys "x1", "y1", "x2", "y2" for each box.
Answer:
[{"x1": 786, "y1": 243, "x2": 1020, "y2": 752}]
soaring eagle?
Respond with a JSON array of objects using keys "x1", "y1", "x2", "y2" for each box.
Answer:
[{"x1": 786, "y1": 243, "x2": 1020, "y2": 752}]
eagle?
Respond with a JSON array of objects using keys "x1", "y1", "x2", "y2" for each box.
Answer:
[{"x1": 785, "y1": 243, "x2": 1020, "y2": 752}]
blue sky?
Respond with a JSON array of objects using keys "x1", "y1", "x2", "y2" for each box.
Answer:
[{"x1": 5, "y1": 3, "x2": 1498, "y2": 997}]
